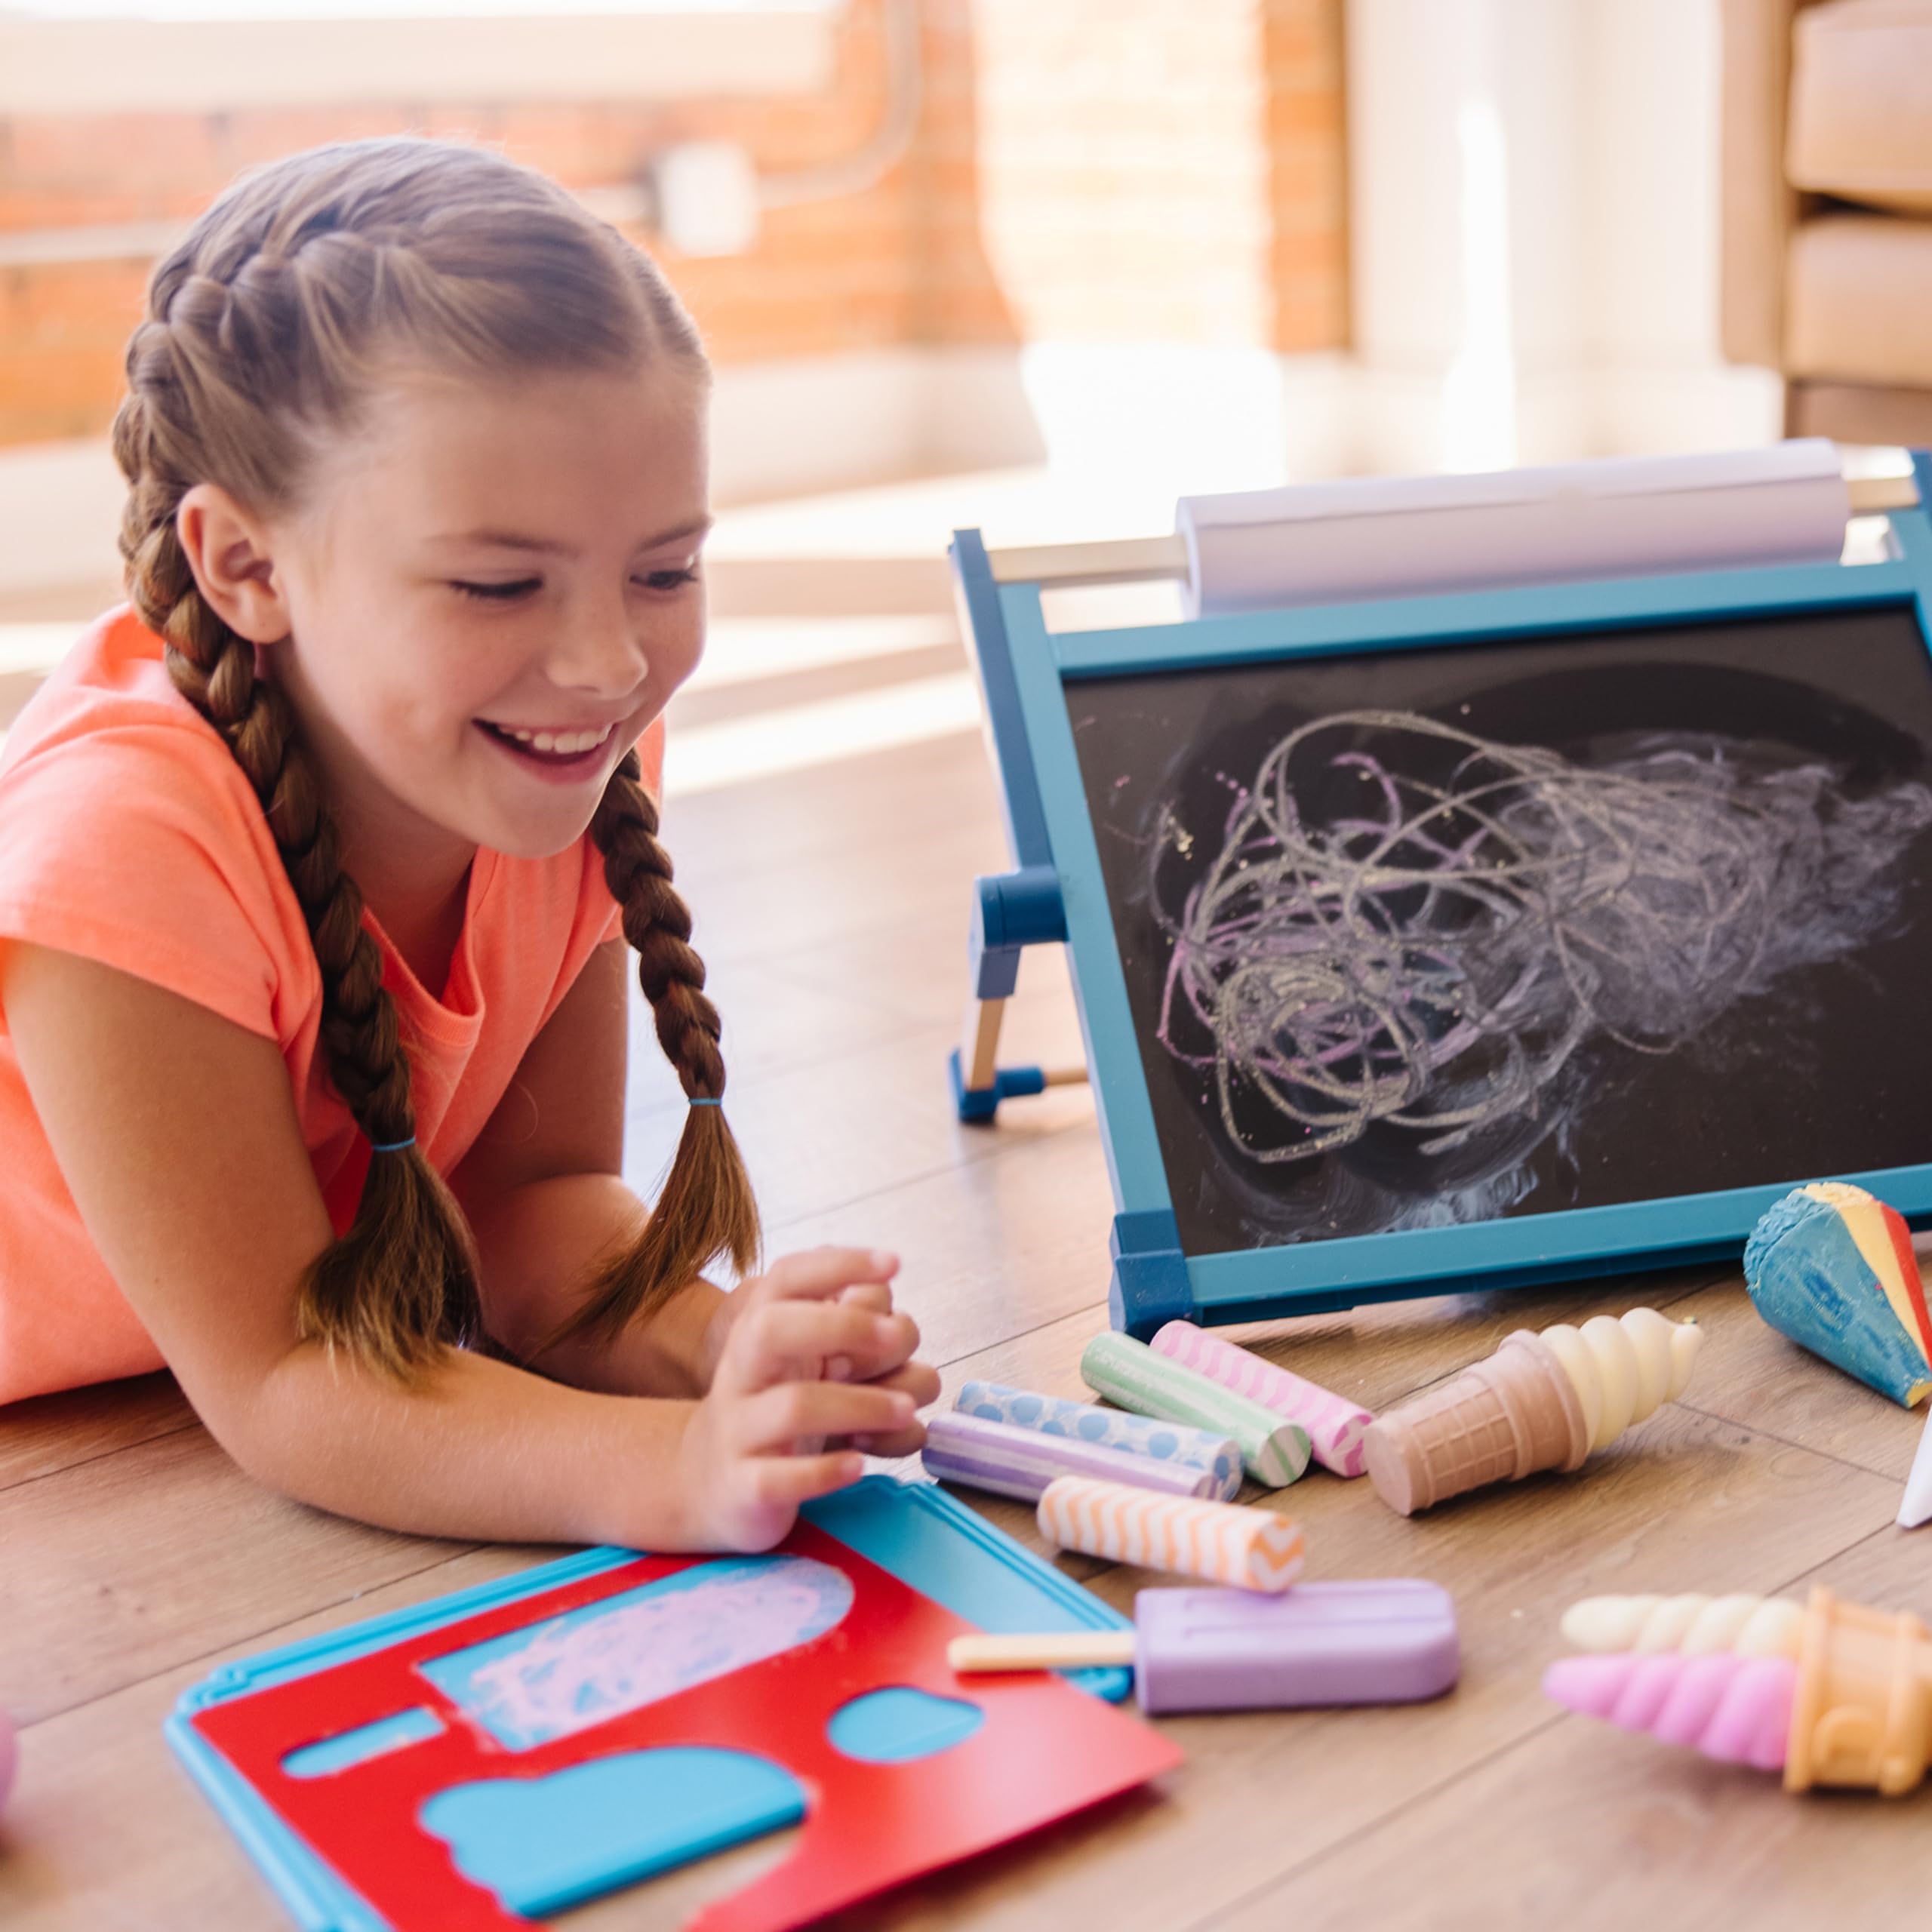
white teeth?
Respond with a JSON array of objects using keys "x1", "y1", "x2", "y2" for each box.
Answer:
[{"x1": 495, "y1": 723, "x2": 614, "y2": 755}]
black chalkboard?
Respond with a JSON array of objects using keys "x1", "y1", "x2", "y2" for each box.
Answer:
[{"x1": 1069, "y1": 605, "x2": 1932, "y2": 1257}]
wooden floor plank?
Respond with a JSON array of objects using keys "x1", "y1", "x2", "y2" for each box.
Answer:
[
  {"x1": 658, "y1": 728, "x2": 1001, "y2": 898},
  {"x1": 0, "y1": 1372, "x2": 196, "y2": 1494},
  {"x1": 1669, "y1": 1269, "x2": 1928, "y2": 1483},
  {"x1": 769, "y1": 1121, "x2": 1117, "y2": 1369},
  {"x1": 626, "y1": 1020, "x2": 1097, "y2": 1232},
  {"x1": 1222, "y1": 1500, "x2": 1932, "y2": 1932},
  {"x1": 0, "y1": 1426, "x2": 468, "y2": 1726}
]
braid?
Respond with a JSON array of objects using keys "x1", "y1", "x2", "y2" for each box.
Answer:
[
  {"x1": 114, "y1": 281, "x2": 482, "y2": 1381},
  {"x1": 547, "y1": 752, "x2": 760, "y2": 1343}
]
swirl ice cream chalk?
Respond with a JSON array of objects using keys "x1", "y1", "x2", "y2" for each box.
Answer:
[
  {"x1": 1362, "y1": 1307, "x2": 1702, "y2": 1515},
  {"x1": 1080, "y1": 1332, "x2": 1311, "y2": 1487},
  {"x1": 1560, "y1": 1593, "x2": 1804, "y2": 1659},
  {"x1": 1149, "y1": 1321, "x2": 1374, "y2": 1478},
  {"x1": 921, "y1": 1411, "x2": 1217, "y2": 1503},
  {"x1": 955, "y1": 1380, "x2": 1243, "y2": 1501},
  {"x1": 1036, "y1": 1476, "x2": 1306, "y2": 1593},
  {"x1": 1546, "y1": 1585, "x2": 1932, "y2": 1795}
]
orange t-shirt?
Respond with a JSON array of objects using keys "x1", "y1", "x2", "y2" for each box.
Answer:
[{"x1": 0, "y1": 607, "x2": 663, "y2": 1405}]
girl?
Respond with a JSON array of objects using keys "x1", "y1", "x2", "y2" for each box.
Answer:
[{"x1": 0, "y1": 136, "x2": 938, "y2": 1553}]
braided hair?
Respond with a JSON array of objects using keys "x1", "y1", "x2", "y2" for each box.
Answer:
[{"x1": 112, "y1": 137, "x2": 758, "y2": 1377}]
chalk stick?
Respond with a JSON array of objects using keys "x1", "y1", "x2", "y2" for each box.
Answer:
[
  {"x1": 1150, "y1": 1321, "x2": 1374, "y2": 1477},
  {"x1": 954, "y1": 1380, "x2": 1244, "y2": 1501},
  {"x1": 1079, "y1": 1332, "x2": 1312, "y2": 1487},
  {"x1": 1036, "y1": 1476, "x2": 1306, "y2": 1593},
  {"x1": 921, "y1": 1411, "x2": 1216, "y2": 1503}
]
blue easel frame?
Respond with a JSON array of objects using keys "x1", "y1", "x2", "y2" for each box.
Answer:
[{"x1": 951, "y1": 452, "x2": 1932, "y2": 1337}]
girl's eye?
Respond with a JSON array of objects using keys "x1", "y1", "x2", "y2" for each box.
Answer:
[
  {"x1": 638, "y1": 567, "x2": 700, "y2": 592},
  {"x1": 453, "y1": 579, "x2": 540, "y2": 601}
]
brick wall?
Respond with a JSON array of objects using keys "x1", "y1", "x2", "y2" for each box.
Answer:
[{"x1": 0, "y1": 0, "x2": 1346, "y2": 450}]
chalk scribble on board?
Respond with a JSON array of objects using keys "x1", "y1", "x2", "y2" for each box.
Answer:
[{"x1": 1153, "y1": 711, "x2": 1932, "y2": 1168}]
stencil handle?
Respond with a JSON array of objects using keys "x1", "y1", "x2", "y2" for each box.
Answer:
[{"x1": 949, "y1": 1631, "x2": 1138, "y2": 1673}]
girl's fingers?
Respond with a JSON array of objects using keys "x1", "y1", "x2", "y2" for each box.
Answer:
[
  {"x1": 739, "y1": 1247, "x2": 899, "y2": 1312},
  {"x1": 744, "y1": 1451, "x2": 866, "y2": 1509},
  {"x1": 863, "y1": 1358, "x2": 941, "y2": 1408},
  {"x1": 842, "y1": 1418, "x2": 928, "y2": 1459},
  {"x1": 717, "y1": 1299, "x2": 916, "y2": 1397},
  {"x1": 735, "y1": 1380, "x2": 917, "y2": 1455}
]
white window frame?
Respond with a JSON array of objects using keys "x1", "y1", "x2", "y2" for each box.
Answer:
[{"x1": 0, "y1": 4, "x2": 841, "y2": 115}]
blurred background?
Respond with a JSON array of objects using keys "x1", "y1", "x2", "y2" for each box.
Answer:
[{"x1": 1, "y1": 0, "x2": 1926, "y2": 787}]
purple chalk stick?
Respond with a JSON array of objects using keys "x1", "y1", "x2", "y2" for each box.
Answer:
[
  {"x1": 921, "y1": 1411, "x2": 1216, "y2": 1503},
  {"x1": 1132, "y1": 1578, "x2": 1460, "y2": 1714}
]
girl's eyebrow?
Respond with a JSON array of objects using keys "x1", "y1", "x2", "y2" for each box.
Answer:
[{"x1": 429, "y1": 515, "x2": 714, "y2": 556}]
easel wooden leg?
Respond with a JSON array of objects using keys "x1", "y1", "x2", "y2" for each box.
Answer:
[{"x1": 964, "y1": 998, "x2": 1006, "y2": 1093}]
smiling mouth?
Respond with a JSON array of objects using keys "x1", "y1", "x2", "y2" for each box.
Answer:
[{"x1": 476, "y1": 719, "x2": 618, "y2": 764}]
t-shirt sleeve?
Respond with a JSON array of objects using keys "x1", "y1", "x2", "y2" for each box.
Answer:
[{"x1": 0, "y1": 717, "x2": 306, "y2": 1041}]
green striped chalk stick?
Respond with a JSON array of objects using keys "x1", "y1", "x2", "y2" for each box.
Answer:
[{"x1": 1080, "y1": 1331, "x2": 1312, "y2": 1487}]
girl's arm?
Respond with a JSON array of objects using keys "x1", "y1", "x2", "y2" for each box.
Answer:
[
  {"x1": 447, "y1": 936, "x2": 726, "y2": 1395},
  {"x1": 1, "y1": 943, "x2": 919, "y2": 1549},
  {"x1": 448, "y1": 938, "x2": 934, "y2": 1450}
]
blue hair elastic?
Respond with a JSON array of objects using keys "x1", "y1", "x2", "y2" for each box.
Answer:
[
  {"x1": 688, "y1": 1097, "x2": 721, "y2": 1108},
  {"x1": 369, "y1": 1136, "x2": 416, "y2": 1154}
]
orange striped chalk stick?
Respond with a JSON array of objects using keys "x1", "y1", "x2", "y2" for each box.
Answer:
[{"x1": 1037, "y1": 1476, "x2": 1306, "y2": 1594}]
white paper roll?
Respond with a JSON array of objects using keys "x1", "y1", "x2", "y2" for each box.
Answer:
[{"x1": 1176, "y1": 440, "x2": 1850, "y2": 619}]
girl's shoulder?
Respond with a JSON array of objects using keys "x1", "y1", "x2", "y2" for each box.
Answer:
[
  {"x1": 2, "y1": 604, "x2": 241, "y2": 789},
  {"x1": 0, "y1": 606, "x2": 306, "y2": 1042}
]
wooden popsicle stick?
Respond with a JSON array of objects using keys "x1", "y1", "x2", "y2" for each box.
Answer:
[{"x1": 949, "y1": 1630, "x2": 1138, "y2": 1673}]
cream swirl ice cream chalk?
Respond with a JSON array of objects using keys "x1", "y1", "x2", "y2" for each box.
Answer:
[
  {"x1": 1362, "y1": 1307, "x2": 1703, "y2": 1515},
  {"x1": 1560, "y1": 1592, "x2": 1804, "y2": 1659},
  {"x1": 1537, "y1": 1309, "x2": 1703, "y2": 1453}
]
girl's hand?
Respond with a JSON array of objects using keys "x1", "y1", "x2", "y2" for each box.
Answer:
[
  {"x1": 678, "y1": 1247, "x2": 938, "y2": 1552},
  {"x1": 698, "y1": 1246, "x2": 938, "y2": 1444}
]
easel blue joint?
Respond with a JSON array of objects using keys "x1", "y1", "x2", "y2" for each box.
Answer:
[
  {"x1": 1109, "y1": 1210, "x2": 1195, "y2": 1339},
  {"x1": 970, "y1": 866, "x2": 1066, "y2": 999}
]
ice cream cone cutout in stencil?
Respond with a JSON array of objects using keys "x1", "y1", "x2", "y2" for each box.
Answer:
[{"x1": 1362, "y1": 1308, "x2": 1703, "y2": 1515}]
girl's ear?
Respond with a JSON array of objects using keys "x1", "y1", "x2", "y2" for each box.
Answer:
[{"x1": 174, "y1": 483, "x2": 294, "y2": 645}]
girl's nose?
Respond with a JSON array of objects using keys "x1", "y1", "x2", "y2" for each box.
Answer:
[{"x1": 549, "y1": 599, "x2": 650, "y2": 697}]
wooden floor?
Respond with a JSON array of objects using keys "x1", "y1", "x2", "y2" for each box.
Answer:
[{"x1": 5, "y1": 561, "x2": 1932, "y2": 1931}]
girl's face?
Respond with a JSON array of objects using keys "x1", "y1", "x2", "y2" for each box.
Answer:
[{"x1": 267, "y1": 361, "x2": 709, "y2": 870}]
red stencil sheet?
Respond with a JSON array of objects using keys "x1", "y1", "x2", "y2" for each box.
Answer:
[{"x1": 188, "y1": 1520, "x2": 1181, "y2": 1931}]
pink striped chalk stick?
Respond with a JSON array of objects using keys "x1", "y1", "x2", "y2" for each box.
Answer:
[
  {"x1": 922, "y1": 1411, "x2": 1216, "y2": 1503},
  {"x1": 1037, "y1": 1475, "x2": 1306, "y2": 1594},
  {"x1": 1152, "y1": 1321, "x2": 1374, "y2": 1478}
]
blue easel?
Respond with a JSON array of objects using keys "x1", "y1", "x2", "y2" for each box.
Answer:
[{"x1": 949, "y1": 453, "x2": 1932, "y2": 1337}]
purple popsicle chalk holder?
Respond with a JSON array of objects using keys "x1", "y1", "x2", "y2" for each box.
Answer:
[{"x1": 1130, "y1": 1579, "x2": 1460, "y2": 1715}]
